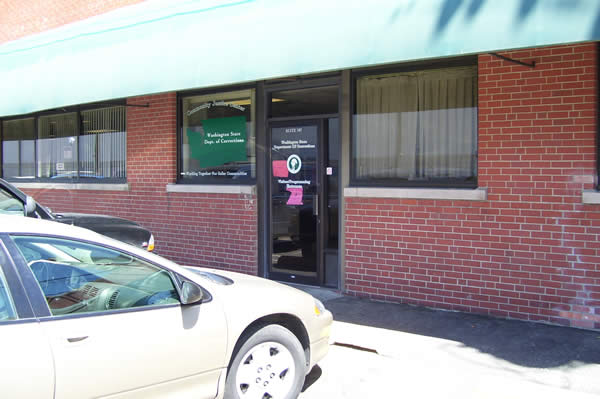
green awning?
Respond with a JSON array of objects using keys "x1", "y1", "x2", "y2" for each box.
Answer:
[{"x1": 1, "y1": 0, "x2": 599, "y2": 117}]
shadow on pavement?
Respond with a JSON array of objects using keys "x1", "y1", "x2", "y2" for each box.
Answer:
[{"x1": 324, "y1": 296, "x2": 600, "y2": 369}]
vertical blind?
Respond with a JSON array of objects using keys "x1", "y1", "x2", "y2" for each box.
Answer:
[
  {"x1": 80, "y1": 106, "x2": 126, "y2": 179},
  {"x1": 1, "y1": 106, "x2": 126, "y2": 180}
]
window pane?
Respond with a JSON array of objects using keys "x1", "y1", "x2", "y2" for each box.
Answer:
[
  {"x1": 270, "y1": 86, "x2": 338, "y2": 118},
  {"x1": 353, "y1": 66, "x2": 477, "y2": 184},
  {"x1": 80, "y1": 106, "x2": 126, "y2": 179},
  {"x1": 12, "y1": 236, "x2": 179, "y2": 316},
  {"x1": 2, "y1": 118, "x2": 35, "y2": 178},
  {"x1": 0, "y1": 187, "x2": 24, "y2": 215},
  {"x1": 0, "y1": 251, "x2": 18, "y2": 321},
  {"x1": 181, "y1": 89, "x2": 255, "y2": 182},
  {"x1": 37, "y1": 113, "x2": 78, "y2": 179}
]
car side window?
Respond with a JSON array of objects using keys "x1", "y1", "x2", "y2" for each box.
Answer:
[
  {"x1": 0, "y1": 251, "x2": 18, "y2": 321},
  {"x1": 0, "y1": 188, "x2": 24, "y2": 216},
  {"x1": 11, "y1": 236, "x2": 180, "y2": 316}
]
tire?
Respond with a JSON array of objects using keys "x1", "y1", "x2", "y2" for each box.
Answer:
[{"x1": 224, "y1": 324, "x2": 306, "y2": 399}]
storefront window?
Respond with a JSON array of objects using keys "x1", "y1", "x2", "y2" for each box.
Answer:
[
  {"x1": 2, "y1": 118, "x2": 35, "y2": 178},
  {"x1": 80, "y1": 106, "x2": 126, "y2": 180},
  {"x1": 180, "y1": 89, "x2": 255, "y2": 183},
  {"x1": 352, "y1": 65, "x2": 478, "y2": 187},
  {"x1": 1, "y1": 106, "x2": 127, "y2": 181},
  {"x1": 37, "y1": 112, "x2": 79, "y2": 179}
]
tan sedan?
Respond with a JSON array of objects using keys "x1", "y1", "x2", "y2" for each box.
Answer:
[{"x1": 0, "y1": 215, "x2": 332, "y2": 399}]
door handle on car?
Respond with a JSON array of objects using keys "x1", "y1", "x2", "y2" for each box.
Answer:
[{"x1": 67, "y1": 336, "x2": 88, "y2": 343}]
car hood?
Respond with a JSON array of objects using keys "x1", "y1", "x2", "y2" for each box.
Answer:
[
  {"x1": 184, "y1": 266, "x2": 315, "y2": 307},
  {"x1": 55, "y1": 213, "x2": 140, "y2": 227},
  {"x1": 184, "y1": 266, "x2": 310, "y2": 299},
  {"x1": 181, "y1": 266, "x2": 326, "y2": 346},
  {"x1": 54, "y1": 212, "x2": 152, "y2": 248}
]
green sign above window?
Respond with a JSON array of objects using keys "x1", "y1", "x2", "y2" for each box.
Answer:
[{"x1": 187, "y1": 116, "x2": 247, "y2": 168}]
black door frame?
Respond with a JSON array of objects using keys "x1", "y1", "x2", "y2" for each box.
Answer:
[
  {"x1": 258, "y1": 76, "x2": 341, "y2": 287},
  {"x1": 267, "y1": 118, "x2": 324, "y2": 285}
]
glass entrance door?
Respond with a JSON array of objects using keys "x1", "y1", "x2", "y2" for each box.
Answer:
[
  {"x1": 270, "y1": 121, "x2": 320, "y2": 284},
  {"x1": 266, "y1": 83, "x2": 340, "y2": 287}
]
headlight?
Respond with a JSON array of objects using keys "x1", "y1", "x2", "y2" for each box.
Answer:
[
  {"x1": 314, "y1": 298, "x2": 326, "y2": 316},
  {"x1": 145, "y1": 234, "x2": 155, "y2": 252}
]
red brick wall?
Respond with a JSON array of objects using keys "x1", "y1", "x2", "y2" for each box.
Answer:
[
  {"x1": 12, "y1": 39, "x2": 599, "y2": 329},
  {"x1": 345, "y1": 43, "x2": 600, "y2": 330},
  {"x1": 23, "y1": 92, "x2": 258, "y2": 275},
  {"x1": 0, "y1": 0, "x2": 144, "y2": 44}
]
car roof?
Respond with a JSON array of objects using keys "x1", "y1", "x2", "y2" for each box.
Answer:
[{"x1": 0, "y1": 214, "x2": 106, "y2": 238}]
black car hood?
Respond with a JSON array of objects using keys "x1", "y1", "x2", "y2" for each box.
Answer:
[
  {"x1": 56, "y1": 213, "x2": 139, "y2": 226},
  {"x1": 54, "y1": 212, "x2": 152, "y2": 248}
]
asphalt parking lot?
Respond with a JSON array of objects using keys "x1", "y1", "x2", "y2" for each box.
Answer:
[{"x1": 293, "y1": 288, "x2": 600, "y2": 399}]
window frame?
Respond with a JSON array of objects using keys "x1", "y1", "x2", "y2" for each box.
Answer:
[
  {"x1": 0, "y1": 244, "x2": 21, "y2": 321},
  {"x1": 0, "y1": 235, "x2": 42, "y2": 319},
  {"x1": 177, "y1": 84, "x2": 257, "y2": 185},
  {"x1": 350, "y1": 57, "x2": 479, "y2": 189},
  {"x1": 0, "y1": 115, "x2": 37, "y2": 180},
  {"x1": 5, "y1": 233, "x2": 199, "y2": 319},
  {"x1": 0, "y1": 100, "x2": 128, "y2": 184}
]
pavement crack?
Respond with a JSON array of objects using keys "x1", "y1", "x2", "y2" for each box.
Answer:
[{"x1": 332, "y1": 342, "x2": 379, "y2": 354}]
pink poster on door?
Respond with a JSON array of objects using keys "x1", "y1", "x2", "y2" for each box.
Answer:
[
  {"x1": 286, "y1": 186, "x2": 303, "y2": 205},
  {"x1": 272, "y1": 160, "x2": 289, "y2": 177}
]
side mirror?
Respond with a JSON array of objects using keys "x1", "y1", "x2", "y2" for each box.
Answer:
[
  {"x1": 24, "y1": 196, "x2": 37, "y2": 217},
  {"x1": 180, "y1": 280, "x2": 204, "y2": 305}
]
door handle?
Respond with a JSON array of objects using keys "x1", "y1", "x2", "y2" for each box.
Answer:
[
  {"x1": 67, "y1": 336, "x2": 89, "y2": 343},
  {"x1": 313, "y1": 194, "x2": 318, "y2": 216}
]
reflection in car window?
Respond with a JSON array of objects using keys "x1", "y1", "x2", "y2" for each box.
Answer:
[
  {"x1": 0, "y1": 188, "x2": 24, "y2": 216},
  {"x1": 11, "y1": 236, "x2": 180, "y2": 316},
  {"x1": 0, "y1": 251, "x2": 18, "y2": 321}
]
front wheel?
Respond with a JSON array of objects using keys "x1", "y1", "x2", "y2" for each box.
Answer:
[{"x1": 225, "y1": 324, "x2": 306, "y2": 399}]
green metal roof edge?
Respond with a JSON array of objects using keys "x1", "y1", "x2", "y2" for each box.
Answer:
[{"x1": 1, "y1": 0, "x2": 599, "y2": 117}]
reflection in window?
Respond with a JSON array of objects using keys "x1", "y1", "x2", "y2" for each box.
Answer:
[
  {"x1": 37, "y1": 113, "x2": 78, "y2": 179},
  {"x1": 1, "y1": 106, "x2": 127, "y2": 181},
  {"x1": 2, "y1": 118, "x2": 35, "y2": 178},
  {"x1": 0, "y1": 187, "x2": 25, "y2": 215},
  {"x1": 270, "y1": 86, "x2": 338, "y2": 118},
  {"x1": 353, "y1": 66, "x2": 478, "y2": 186},
  {"x1": 181, "y1": 89, "x2": 255, "y2": 183},
  {"x1": 12, "y1": 236, "x2": 179, "y2": 316}
]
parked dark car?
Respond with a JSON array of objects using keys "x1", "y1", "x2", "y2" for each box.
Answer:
[{"x1": 0, "y1": 178, "x2": 154, "y2": 251}]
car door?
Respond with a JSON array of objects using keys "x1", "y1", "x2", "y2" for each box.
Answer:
[
  {"x1": 0, "y1": 239, "x2": 55, "y2": 398},
  {"x1": 8, "y1": 234, "x2": 228, "y2": 399}
]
